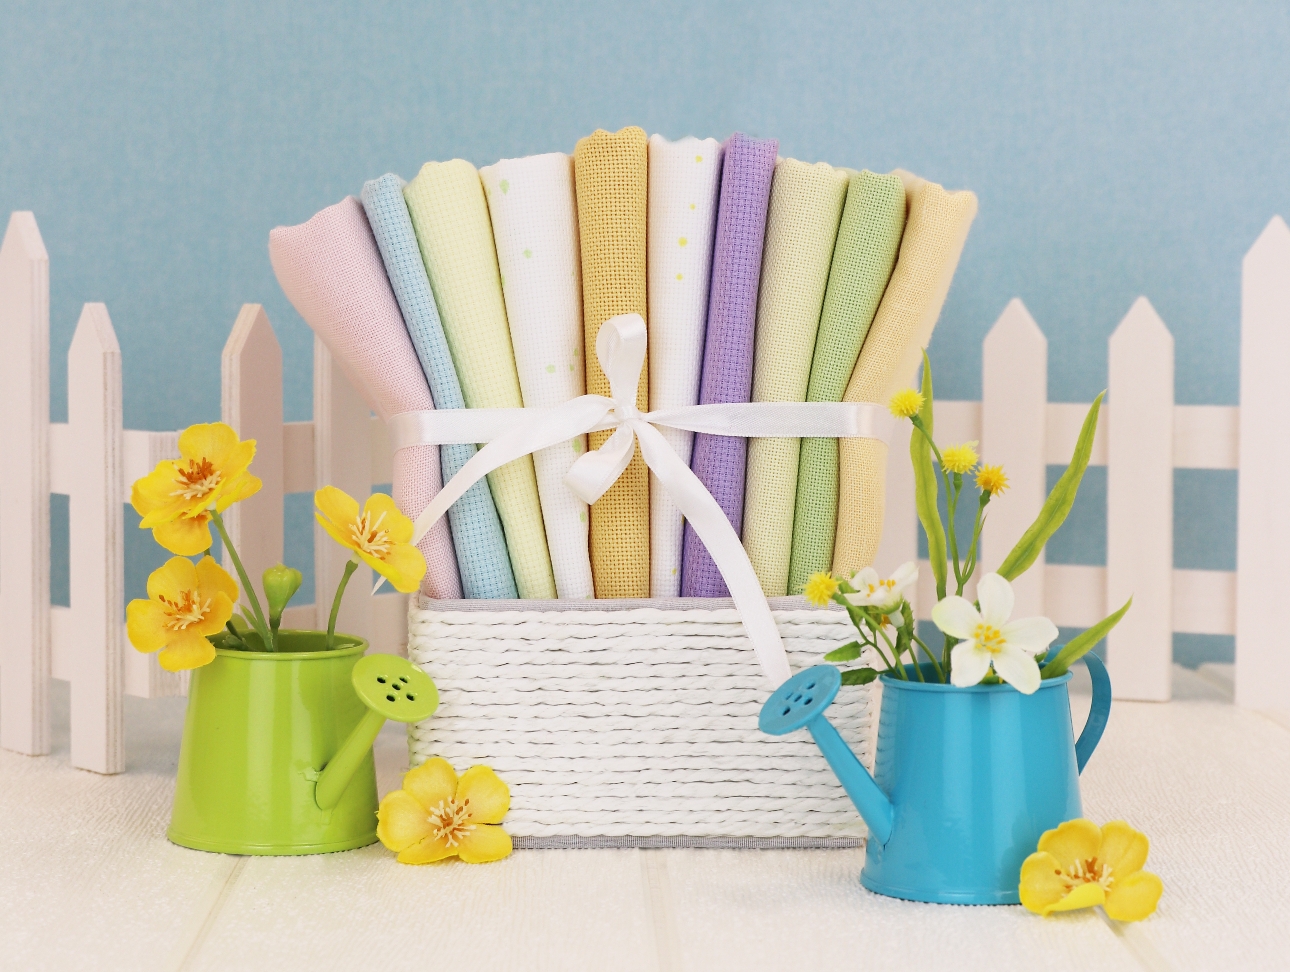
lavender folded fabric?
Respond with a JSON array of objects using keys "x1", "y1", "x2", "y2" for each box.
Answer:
[
  {"x1": 680, "y1": 133, "x2": 778, "y2": 597},
  {"x1": 268, "y1": 196, "x2": 462, "y2": 599},
  {"x1": 360, "y1": 174, "x2": 517, "y2": 599}
]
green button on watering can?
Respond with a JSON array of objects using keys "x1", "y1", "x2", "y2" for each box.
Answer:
[{"x1": 168, "y1": 631, "x2": 438, "y2": 855}]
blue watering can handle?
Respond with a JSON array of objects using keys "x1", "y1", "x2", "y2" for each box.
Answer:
[{"x1": 1075, "y1": 652, "x2": 1112, "y2": 774}]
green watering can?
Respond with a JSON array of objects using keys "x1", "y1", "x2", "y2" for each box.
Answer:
[{"x1": 168, "y1": 631, "x2": 438, "y2": 855}]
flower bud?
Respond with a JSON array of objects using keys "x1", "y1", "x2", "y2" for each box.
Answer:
[{"x1": 262, "y1": 564, "x2": 303, "y2": 623}]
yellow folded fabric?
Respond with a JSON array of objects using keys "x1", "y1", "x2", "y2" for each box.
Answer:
[
  {"x1": 742, "y1": 159, "x2": 849, "y2": 597},
  {"x1": 403, "y1": 160, "x2": 557, "y2": 599},
  {"x1": 573, "y1": 127, "x2": 650, "y2": 598},
  {"x1": 833, "y1": 173, "x2": 978, "y2": 575}
]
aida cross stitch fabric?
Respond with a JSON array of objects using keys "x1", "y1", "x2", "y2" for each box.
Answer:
[
  {"x1": 646, "y1": 134, "x2": 723, "y2": 597},
  {"x1": 480, "y1": 152, "x2": 594, "y2": 600},
  {"x1": 360, "y1": 174, "x2": 518, "y2": 600},
  {"x1": 403, "y1": 160, "x2": 557, "y2": 600},
  {"x1": 834, "y1": 173, "x2": 978, "y2": 575},
  {"x1": 681, "y1": 132, "x2": 778, "y2": 597},
  {"x1": 573, "y1": 127, "x2": 650, "y2": 598},
  {"x1": 741, "y1": 158, "x2": 849, "y2": 597},
  {"x1": 786, "y1": 170, "x2": 907, "y2": 594},
  {"x1": 267, "y1": 196, "x2": 462, "y2": 599}
]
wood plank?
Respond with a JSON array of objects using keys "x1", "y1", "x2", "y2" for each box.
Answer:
[
  {"x1": 221, "y1": 304, "x2": 284, "y2": 622},
  {"x1": 981, "y1": 298, "x2": 1048, "y2": 616},
  {"x1": 371, "y1": 413, "x2": 393, "y2": 485},
  {"x1": 282, "y1": 420, "x2": 315, "y2": 494},
  {"x1": 1106, "y1": 298, "x2": 1174, "y2": 701},
  {"x1": 1236, "y1": 216, "x2": 1290, "y2": 718},
  {"x1": 874, "y1": 422, "x2": 917, "y2": 610},
  {"x1": 1174, "y1": 405, "x2": 1239, "y2": 469},
  {"x1": 0, "y1": 211, "x2": 51, "y2": 756},
  {"x1": 66, "y1": 304, "x2": 124, "y2": 774},
  {"x1": 1046, "y1": 402, "x2": 1109, "y2": 466}
]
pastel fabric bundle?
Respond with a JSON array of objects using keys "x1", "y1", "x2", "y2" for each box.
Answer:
[
  {"x1": 741, "y1": 159, "x2": 849, "y2": 597},
  {"x1": 834, "y1": 174, "x2": 979, "y2": 574},
  {"x1": 479, "y1": 152, "x2": 594, "y2": 600},
  {"x1": 645, "y1": 134, "x2": 723, "y2": 597},
  {"x1": 267, "y1": 196, "x2": 462, "y2": 599},
  {"x1": 573, "y1": 127, "x2": 650, "y2": 598},
  {"x1": 360, "y1": 175, "x2": 518, "y2": 600},
  {"x1": 681, "y1": 133, "x2": 779, "y2": 597},
  {"x1": 786, "y1": 170, "x2": 907, "y2": 594},
  {"x1": 403, "y1": 160, "x2": 557, "y2": 600}
]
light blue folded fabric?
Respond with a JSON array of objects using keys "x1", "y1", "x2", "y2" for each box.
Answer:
[{"x1": 361, "y1": 174, "x2": 518, "y2": 599}]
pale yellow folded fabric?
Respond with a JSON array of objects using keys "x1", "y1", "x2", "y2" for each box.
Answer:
[
  {"x1": 741, "y1": 159, "x2": 849, "y2": 596},
  {"x1": 833, "y1": 173, "x2": 978, "y2": 575},
  {"x1": 573, "y1": 127, "x2": 650, "y2": 598},
  {"x1": 403, "y1": 160, "x2": 557, "y2": 599}
]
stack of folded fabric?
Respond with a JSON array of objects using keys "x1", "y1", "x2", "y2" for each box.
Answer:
[{"x1": 269, "y1": 129, "x2": 976, "y2": 600}]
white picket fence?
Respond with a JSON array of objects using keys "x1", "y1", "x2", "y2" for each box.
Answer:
[{"x1": 2, "y1": 210, "x2": 1289, "y2": 775}]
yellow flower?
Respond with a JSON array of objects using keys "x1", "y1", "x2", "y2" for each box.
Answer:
[
  {"x1": 377, "y1": 758, "x2": 512, "y2": 864},
  {"x1": 940, "y1": 441, "x2": 979, "y2": 475},
  {"x1": 314, "y1": 487, "x2": 427, "y2": 594},
  {"x1": 131, "y1": 423, "x2": 262, "y2": 555},
  {"x1": 126, "y1": 555, "x2": 238, "y2": 672},
  {"x1": 1020, "y1": 819, "x2": 1163, "y2": 921},
  {"x1": 976, "y1": 464, "x2": 1009, "y2": 495},
  {"x1": 888, "y1": 388, "x2": 925, "y2": 419},
  {"x1": 803, "y1": 572, "x2": 839, "y2": 606}
]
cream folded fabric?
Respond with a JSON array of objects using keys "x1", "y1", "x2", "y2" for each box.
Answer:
[
  {"x1": 403, "y1": 160, "x2": 557, "y2": 600},
  {"x1": 480, "y1": 152, "x2": 594, "y2": 600},
  {"x1": 834, "y1": 173, "x2": 978, "y2": 575},
  {"x1": 741, "y1": 159, "x2": 849, "y2": 597},
  {"x1": 573, "y1": 127, "x2": 650, "y2": 598},
  {"x1": 646, "y1": 134, "x2": 723, "y2": 597},
  {"x1": 267, "y1": 196, "x2": 461, "y2": 599},
  {"x1": 786, "y1": 170, "x2": 907, "y2": 594}
]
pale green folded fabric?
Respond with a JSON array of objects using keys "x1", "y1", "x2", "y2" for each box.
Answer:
[
  {"x1": 742, "y1": 159, "x2": 849, "y2": 597},
  {"x1": 403, "y1": 159, "x2": 557, "y2": 600},
  {"x1": 787, "y1": 170, "x2": 907, "y2": 593}
]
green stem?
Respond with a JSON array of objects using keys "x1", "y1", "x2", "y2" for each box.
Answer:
[
  {"x1": 867, "y1": 615, "x2": 907, "y2": 679},
  {"x1": 912, "y1": 634, "x2": 946, "y2": 681},
  {"x1": 947, "y1": 472, "x2": 965, "y2": 593},
  {"x1": 327, "y1": 559, "x2": 359, "y2": 650},
  {"x1": 210, "y1": 509, "x2": 272, "y2": 650},
  {"x1": 962, "y1": 492, "x2": 991, "y2": 581},
  {"x1": 223, "y1": 620, "x2": 250, "y2": 651}
]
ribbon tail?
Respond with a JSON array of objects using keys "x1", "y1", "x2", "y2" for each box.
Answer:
[{"x1": 632, "y1": 420, "x2": 793, "y2": 687}]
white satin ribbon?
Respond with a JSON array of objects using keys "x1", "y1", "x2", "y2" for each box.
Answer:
[{"x1": 397, "y1": 314, "x2": 895, "y2": 687}]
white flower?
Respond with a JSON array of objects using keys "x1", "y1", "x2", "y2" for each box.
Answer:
[
  {"x1": 844, "y1": 562, "x2": 918, "y2": 614},
  {"x1": 931, "y1": 573, "x2": 1058, "y2": 694}
]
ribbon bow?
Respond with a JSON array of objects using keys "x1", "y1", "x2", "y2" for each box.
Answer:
[{"x1": 395, "y1": 314, "x2": 894, "y2": 687}]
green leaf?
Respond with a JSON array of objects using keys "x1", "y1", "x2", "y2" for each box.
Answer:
[
  {"x1": 824, "y1": 641, "x2": 863, "y2": 662},
  {"x1": 841, "y1": 667, "x2": 881, "y2": 685},
  {"x1": 1041, "y1": 596, "x2": 1133, "y2": 678},
  {"x1": 911, "y1": 353, "x2": 948, "y2": 600},
  {"x1": 998, "y1": 392, "x2": 1105, "y2": 581}
]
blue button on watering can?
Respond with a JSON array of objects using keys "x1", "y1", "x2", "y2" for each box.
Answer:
[{"x1": 760, "y1": 655, "x2": 1111, "y2": 904}]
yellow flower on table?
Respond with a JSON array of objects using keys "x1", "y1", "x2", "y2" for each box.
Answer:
[
  {"x1": 888, "y1": 388, "x2": 925, "y2": 419},
  {"x1": 377, "y1": 758, "x2": 512, "y2": 864},
  {"x1": 1020, "y1": 818, "x2": 1163, "y2": 921},
  {"x1": 803, "y1": 572, "x2": 839, "y2": 606},
  {"x1": 314, "y1": 487, "x2": 427, "y2": 594},
  {"x1": 126, "y1": 555, "x2": 238, "y2": 671},
  {"x1": 975, "y1": 464, "x2": 1009, "y2": 496},
  {"x1": 939, "y1": 441, "x2": 979, "y2": 475},
  {"x1": 131, "y1": 422, "x2": 261, "y2": 555}
]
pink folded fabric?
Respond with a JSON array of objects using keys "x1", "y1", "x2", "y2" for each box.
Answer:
[{"x1": 268, "y1": 196, "x2": 462, "y2": 599}]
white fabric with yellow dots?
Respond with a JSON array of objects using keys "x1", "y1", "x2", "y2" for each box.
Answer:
[
  {"x1": 646, "y1": 135, "x2": 724, "y2": 596},
  {"x1": 480, "y1": 152, "x2": 595, "y2": 599}
]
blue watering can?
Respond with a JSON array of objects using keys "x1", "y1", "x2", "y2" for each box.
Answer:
[{"x1": 760, "y1": 655, "x2": 1112, "y2": 904}]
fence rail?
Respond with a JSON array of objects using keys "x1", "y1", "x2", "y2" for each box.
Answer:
[{"x1": 2, "y1": 210, "x2": 1288, "y2": 774}]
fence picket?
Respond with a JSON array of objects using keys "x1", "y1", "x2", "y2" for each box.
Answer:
[
  {"x1": 0, "y1": 212, "x2": 51, "y2": 756},
  {"x1": 1107, "y1": 298, "x2": 1174, "y2": 701},
  {"x1": 66, "y1": 304, "x2": 124, "y2": 773},
  {"x1": 981, "y1": 298, "x2": 1048, "y2": 617},
  {"x1": 1236, "y1": 216, "x2": 1290, "y2": 717},
  {"x1": 220, "y1": 305, "x2": 284, "y2": 623}
]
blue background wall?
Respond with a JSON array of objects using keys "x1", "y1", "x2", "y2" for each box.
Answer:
[{"x1": 6, "y1": 0, "x2": 1285, "y2": 662}]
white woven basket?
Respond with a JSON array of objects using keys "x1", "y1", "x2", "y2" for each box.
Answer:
[{"x1": 406, "y1": 595, "x2": 879, "y2": 848}]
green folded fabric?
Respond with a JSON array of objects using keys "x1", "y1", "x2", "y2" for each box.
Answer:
[{"x1": 787, "y1": 171, "x2": 907, "y2": 593}]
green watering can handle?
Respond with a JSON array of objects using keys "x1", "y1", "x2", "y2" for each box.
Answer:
[
  {"x1": 1075, "y1": 652, "x2": 1112, "y2": 774},
  {"x1": 315, "y1": 655, "x2": 438, "y2": 810}
]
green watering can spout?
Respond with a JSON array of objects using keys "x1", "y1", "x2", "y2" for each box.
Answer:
[{"x1": 314, "y1": 655, "x2": 439, "y2": 811}]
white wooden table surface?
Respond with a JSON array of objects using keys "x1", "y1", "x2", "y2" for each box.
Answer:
[{"x1": 2, "y1": 666, "x2": 1286, "y2": 972}]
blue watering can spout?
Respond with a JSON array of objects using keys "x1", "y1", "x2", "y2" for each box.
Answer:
[{"x1": 759, "y1": 666, "x2": 894, "y2": 845}]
